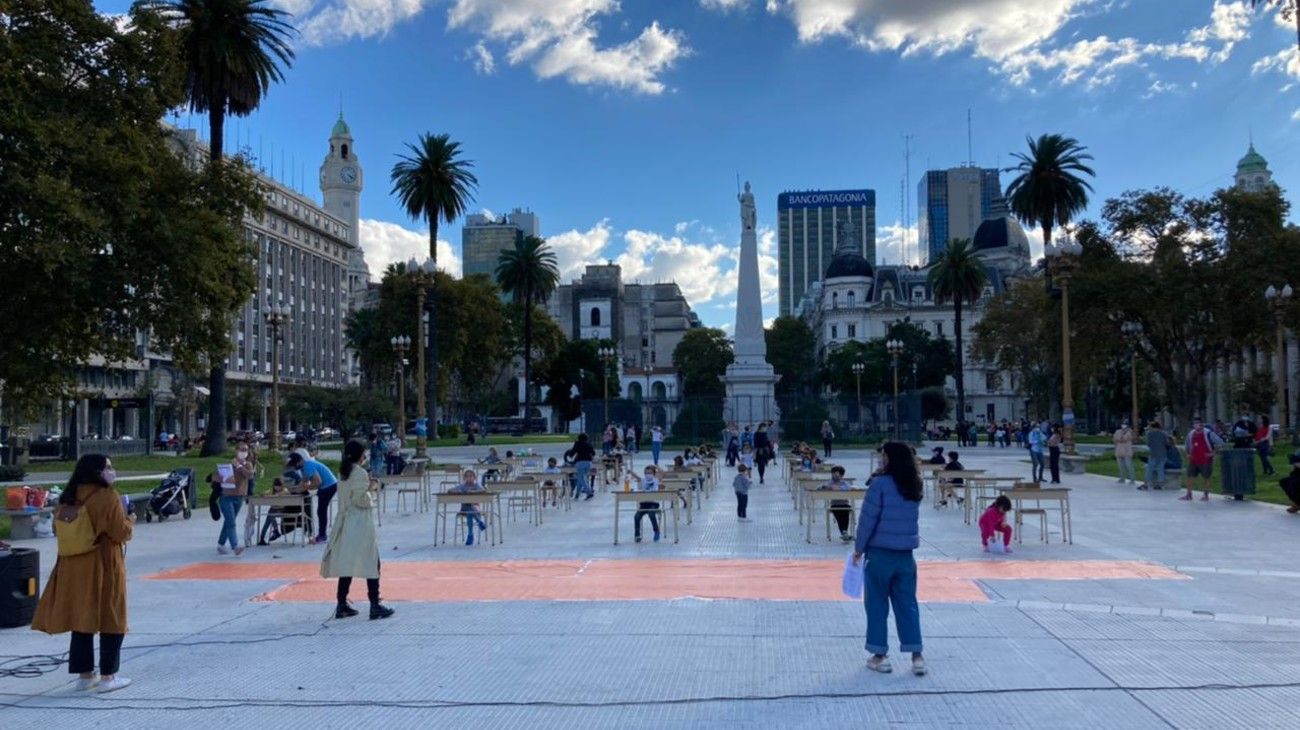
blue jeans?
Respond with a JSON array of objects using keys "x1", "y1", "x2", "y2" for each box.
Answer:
[
  {"x1": 575, "y1": 461, "x2": 593, "y2": 496},
  {"x1": 218, "y1": 495, "x2": 243, "y2": 548},
  {"x1": 864, "y1": 547, "x2": 923, "y2": 656},
  {"x1": 1146, "y1": 458, "x2": 1167, "y2": 487},
  {"x1": 651, "y1": 442, "x2": 662, "y2": 465},
  {"x1": 461, "y1": 507, "x2": 487, "y2": 541},
  {"x1": 1029, "y1": 450, "x2": 1045, "y2": 482}
]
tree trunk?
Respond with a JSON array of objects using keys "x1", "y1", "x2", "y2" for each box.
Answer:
[
  {"x1": 954, "y1": 297, "x2": 965, "y2": 426},
  {"x1": 522, "y1": 289, "x2": 532, "y2": 435},
  {"x1": 201, "y1": 105, "x2": 227, "y2": 456},
  {"x1": 427, "y1": 223, "x2": 439, "y2": 441}
]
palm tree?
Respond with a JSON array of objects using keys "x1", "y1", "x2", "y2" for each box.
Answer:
[
  {"x1": 496, "y1": 236, "x2": 560, "y2": 434},
  {"x1": 1251, "y1": 1, "x2": 1300, "y2": 53},
  {"x1": 390, "y1": 134, "x2": 477, "y2": 435},
  {"x1": 1005, "y1": 134, "x2": 1095, "y2": 249},
  {"x1": 928, "y1": 238, "x2": 988, "y2": 425},
  {"x1": 145, "y1": 0, "x2": 296, "y2": 455}
]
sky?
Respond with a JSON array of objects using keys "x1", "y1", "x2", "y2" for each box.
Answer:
[{"x1": 94, "y1": 0, "x2": 1300, "y2": 330}]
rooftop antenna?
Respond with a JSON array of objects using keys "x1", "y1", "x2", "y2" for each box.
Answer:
[
  {"x1": 903, "y1": 133, "x2": 914, "y2": 264},
  {"x1": 898, "y1": 178, "x2": 906, "y2": 266},
  {"x1": 966, "y1": 109, "x2": 974, "y2": 167}
]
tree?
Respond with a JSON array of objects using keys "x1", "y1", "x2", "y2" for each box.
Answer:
[
  {"x1": 928, "y1": 238, "x2": 988, "y2": 423},
  {"x1": 1235, "y1": 371, "x2": 1278, "y2": 416},
  {"x1": 765, "y1": 316, "x2": 816, "y2": 394},
  {"x1": 144, "y1": 0, "x2": 296, "y2": 454},
  {"x1": 536, "y1": 339, "x2": 608, "y2": 425},
  {"x1": 920, "y1": 387, "x2": 951, "y2": 424},
  {"x1": 496, "y1": 236, "x2": 560, "y2": 433},
  {"x1": 1251, "y1": 1, "x2": 1299, "y2": 53},
  {"x1": 818, "y1": 323, "x2": 953, "y2": 397},
  {"x1": 390, "y1": 133, "x2": 478, "y2": 432},
  {"x1": 1005, "y1": 134, "x2": 1095, "y2": 249},
  {"x1": 0, "y1": 1, "x2": 262, "y2": 416},
  {"x1": 672, "y1": 328, "x2": 734, "y2": 398},
  {"x1": 971, "y1": 280, "x2": 1059, "y2": 418}
]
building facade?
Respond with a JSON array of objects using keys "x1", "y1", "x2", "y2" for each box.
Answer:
[
  {"x1": 777, "y1": 189, "x2": 876, "y2": 317},
  {"x1": 917, "y1": 167, "x2": 1001, "y2": 266},
  {"x1": 543, "y1": 263, "x2": 701, "y2": 431},
  {"x1": 462, "y1": 209, "x2": 541, "y2": 278},
  {"x1": 800, "y1": 199, "x2": 1033, "y2": 426}
]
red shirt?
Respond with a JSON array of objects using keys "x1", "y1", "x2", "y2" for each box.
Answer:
[{"x1": 1189, "y1": 430, "x2": 1214, "y2": 466}]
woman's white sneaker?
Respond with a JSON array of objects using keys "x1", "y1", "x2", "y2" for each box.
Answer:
[
  {"x1": 97, "y1": 677, "x2": 132, "y2": 693},
  {"x1": 73, "y1": 677, "x2": 98, "y2": 691}
]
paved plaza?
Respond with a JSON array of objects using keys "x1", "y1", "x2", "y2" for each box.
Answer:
[{"x1": 4, "y1": 442, "x2": 1300, "y2": 728}]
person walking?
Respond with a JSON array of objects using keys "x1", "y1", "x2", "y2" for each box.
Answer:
[
  {"x1": 31, "y1": 455, "x2": 135, "y2": 693},
  {"x1": 215, "y1": 443, "x2": 254, "y2": 555},
  {"x1": 1141, "y1": 420, "x2": 1171, "y2": 490},
  {"x1": 650, "y1": 425, "x2": 664, "y2": 466},
  {"x1": 289, "y1": 449, "x2": 339, "y2": 545},
  {"x1": 1047, "y1": 424, "x2": 1063, "y2": 484},
  {"x1": 852, "y1": 441, "x2": 926, "y2": 676},
  {"x1": 821, "y1": 420, "x2": 835, "y2": 458},
  {"x1": 753, "y1": 422, "x2": 773, "y2": 485},
  {"x1": 733, "y1": 463, "x2": 753, "y2": 521},
  {"x1": 321, "y1": 440, "x2": 394, "y2": 620},
  {"x1": 1113, "y1": 421, "x2": 1137, "y2": 484},
  {"x1": 725, "y1": 424, "x2": 740, "y2": 468},
  {"x1": 1254, "y1": 415, "x2": 1276, "y2": 476},
  {"x1": 1182, "y1": 418, "x2": 1224, "y2": 501}
]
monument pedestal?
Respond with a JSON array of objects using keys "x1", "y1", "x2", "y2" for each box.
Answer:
[{"x1": 722, "y1": 365, "x2": 782, "y2": 430}]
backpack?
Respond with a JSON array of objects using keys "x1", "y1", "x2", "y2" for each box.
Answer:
[{"x1": 54, "y1": 490, "x2": 99, "y2": 557}]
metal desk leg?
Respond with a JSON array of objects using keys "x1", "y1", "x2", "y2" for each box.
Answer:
[{"x1": 613, "y1": 499, "x2": 620, "y2": 545}]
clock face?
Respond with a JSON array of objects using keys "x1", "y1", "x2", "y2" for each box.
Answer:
[{"x1": 340, "y1": 166, "x2": 357, "y2": 184}]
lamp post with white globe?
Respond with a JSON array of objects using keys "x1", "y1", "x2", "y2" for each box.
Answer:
[{"x1": 1044, "y1": 235, "x2": 1083, "y2": 454}]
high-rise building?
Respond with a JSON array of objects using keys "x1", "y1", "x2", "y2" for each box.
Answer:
[
  {"x1": 776, "y1": 189, "x2": 876, "y2": 317},
  {"x1": 462, "y1": 209, "x2": 541, "y2": 277},
  {"x1": 917, "y1": 167, "x2": 1001, "y2": 265}
]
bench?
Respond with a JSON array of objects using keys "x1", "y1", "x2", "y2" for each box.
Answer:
[{"x1": 3, "y1": 508, "x2": 53, "y2": 540}]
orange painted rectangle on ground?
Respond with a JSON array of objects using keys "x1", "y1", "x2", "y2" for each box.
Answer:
[{"x1": 144, "y1": 559, "x2": 1183, "y2": 605}]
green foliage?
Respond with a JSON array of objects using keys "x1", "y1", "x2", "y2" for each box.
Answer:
[
  {"x1": 437, "y1": 424, "x2": 461, "y2": 439},
  {"x1": 928, "y1": 238, "x2": 987, "y2": 420},
  {"x1": 535, "y1": 338, "x2": 614, "y2": 424},
  {"x1": 920, "y1": 387, "x2": 951, "y2": 423},
  {"x1": 780, "y1": 399, "x2": 831, "y2": 441},
  {"x1": 1234, "y1": 371, "x2": 1278, "y2": 416},
  {"x1": 971, "y1": 280, "x2": 1058, "y2": 417},
  {"x1": 0, "y1": 466, "x2": 27, "y2": 482},
  {"x1": 819, "y1": 322, "x2": 954, "y2": 396},
  {"x1": 1005, "y1": 133, "x2": 1096, "y2": 247},
  {"x1": 671, "y1": 400, "x2": 724, "y2": 441},
  {"x1": 0, "y1": 1, "x2": 262, "y2": 416},
  {"x1": 672, "y1": 328, "x2": 734, "y2": 398},
  {"x1": 495, "y1": 236, "x2": 561, "y2": 433},
  {"x1": 765, "y1": 316, "x2": 816, "y2": 393}
]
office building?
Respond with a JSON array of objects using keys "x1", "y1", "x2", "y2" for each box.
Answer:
[
  {"x1": 777, "y1": 189, "x2": 876, "y2": 317},
  {"x1": 462, "y1": 209, "x2": 541, "y2": 277},
  {"x1": 917, "y1": 167, "x2": 1001, "y2": 265}
]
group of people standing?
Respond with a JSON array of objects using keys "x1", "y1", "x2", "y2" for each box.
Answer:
[{"x1": 722, "y1": 421, "x2": 775, "y2": 483}]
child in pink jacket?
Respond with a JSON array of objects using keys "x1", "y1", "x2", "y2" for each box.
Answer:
[{"x1": 979, "y1": 495, "x2": 1013, "y2": 553}]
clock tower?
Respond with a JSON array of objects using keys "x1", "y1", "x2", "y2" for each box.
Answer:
[{"x1": 320, "y1": 112, "x2": 363, "y2": 246}]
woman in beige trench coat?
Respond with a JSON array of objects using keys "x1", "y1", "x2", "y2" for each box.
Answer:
[{"x1": 320, "y1": 440, "x2": 393, "y2": 620}]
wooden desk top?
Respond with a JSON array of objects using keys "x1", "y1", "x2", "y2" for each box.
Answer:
[{"x1": 611, "y1": 488, "x2": 684, "y2": 500}]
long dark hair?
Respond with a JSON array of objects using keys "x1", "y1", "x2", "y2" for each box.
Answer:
[
  {"x1": 339, "y1": 439, "x2": 367, "y2": 480},
  {"x1": 881, "y1": 442, "x2": 923, "y2": 502},
  {"x1": 62, "y1": 454, "x2": 110, "y2": 504}
]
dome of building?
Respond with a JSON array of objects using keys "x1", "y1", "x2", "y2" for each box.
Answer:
[
  {"x1": 331, "y1": 113, "x2": 351, "y2": 138},
  {"x1": 973, "y1": 198, "x2": 1030, "y2": 253},
  {"x1": 1237, "y1": 144, "x2": 1268, "y2": 174},
  {"x1": 825, "y1": 251, "x2": 873, "y2": 279}
]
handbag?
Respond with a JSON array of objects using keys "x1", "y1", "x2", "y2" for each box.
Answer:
[{"x1": 841, "y1": 551, "x2": 864, "y2": 599}]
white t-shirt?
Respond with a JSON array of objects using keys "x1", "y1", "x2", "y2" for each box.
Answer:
[{"x1": 652, "y1": 429, "x2": 663, "y2": 443}]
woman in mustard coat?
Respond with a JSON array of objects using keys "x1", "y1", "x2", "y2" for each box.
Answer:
[{"x1": 32, "y1": 454, "x2": 134, "y2": 693}]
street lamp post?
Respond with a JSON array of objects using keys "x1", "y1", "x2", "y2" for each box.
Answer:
[
  {"x1": 599, "y1": 345, "x2": 617, "y2": 428},
  {"x1": 264, "y1": 305, "x2": 292, "y2": 453},
  {"x1": 1265, "y1": 284, "x2": 1293, "y2": 431},
  {"x1": 391, "y1": 335, "x2": 410, "y2": 449},
  {"x1": 851, "y1": 362, "x2": 865, "y2": 435},
  {"x1": 887, "y1": 339, "x2": 904, "y2": 441},
  {"x1": 1044, "y1": 236, "x2": 1083, "y2": 454},
  {"x1": 1121, "y1": 321, "x2": 1142, "y2": 429},
  {"x1": 407, "y1": 258, "x2": 435, "y2": 457}
]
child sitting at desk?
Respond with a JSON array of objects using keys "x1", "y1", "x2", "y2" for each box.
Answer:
[
  {"x1": 818, "y1": 465, "x2": 855, "y2": 542},
  {"x1": 939, "y1": 451, "x2": 965, "y2": 508},
  {"x1": 669, "y1": 456, "x2": 696, "y2": 509},
  {"x1": 630, "y1": 465, "x2": 662, "y2": 543},
  {"x1": 451, "y1": 469, "x2": 489, "y2": 546},
  {"x1": 540, "y1": 457, "x2": 562, "y2": 508}
]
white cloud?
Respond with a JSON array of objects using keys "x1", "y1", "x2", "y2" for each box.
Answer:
[
  {"x1": 756, "y1": 227, "x2": 779, "y2": 305},
  {"x1": 447, "y1": 0, "x2": 689, "y2": 94},
  {"x1": 469, "y1": 41, "x2": 496, "y2": 74},
  {"x1": 547, "y1": 220, "x2": 614, "y2": 279},
  {"x1": 700, "y1": 0, "x2": 750, "y2": 10},
  {"x1": 616, "y1": 230, "x2": 736, "y2": 305},
  {"x1": 765, "y1": 0, "x2": 1252, "y2": 88},
  {"x1": 875, "y1": 221, "x2": 921, "y2": 266},
  {"x1": 359, "y1": 218, "x2": 460, "y2": 279},
  {"x1": 1253, "y1": 46, "x2": 1300, "y2": 80},
  {"x1": 294, "y1": 0, "x2": 427, "y2": 46},
  {"x1": 1292, "y1": 108, "x2": 1300, "y2": 122}
]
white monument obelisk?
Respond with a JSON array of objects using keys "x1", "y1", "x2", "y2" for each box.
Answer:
[{"x1": 722, "y1": 181, "x2": 781, "y2": 429}]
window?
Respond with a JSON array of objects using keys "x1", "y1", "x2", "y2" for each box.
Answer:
[
  {"x1": 883, "y1": 287, "x2": 894, "y2": 303},
  {"x1": 912, "y1": 287, "x2": 924, "y2": 303},
  {"x1": 341, "y1": 144, "x2": 349, "y2": 159},
  {"x1": 590, "y1": 308, "x2": 601, "y2": 326},
  {"x1": 832, "y1": 291, "x2": 839, "y2": 309},
  {"x1": 985, "y1": 372, "x2": 998, "y2": 392},
  {"x1": 847, "y1": 291, "x2": 855, "y2": 308},
  {"x1": 830, "y1": 324, "x2": 838, "y2": 340},
  {"x1": 934, "y1": 321, "x2": 944, "y2": 337},
  {"x1": 847, "y1": 324, "x2": 857, "y2": 338}
]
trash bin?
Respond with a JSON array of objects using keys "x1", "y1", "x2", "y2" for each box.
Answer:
[
  {"x1": 0, "y1": 546, "x2": 40, "y2": 628},
  {"x1": 1221, "y1": 448, "x2": 1257, "y2": 500}
]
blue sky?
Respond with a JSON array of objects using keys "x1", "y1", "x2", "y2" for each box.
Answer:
[{"x1": 96, "y1": 0, "x2": 1300, "y2": 329}]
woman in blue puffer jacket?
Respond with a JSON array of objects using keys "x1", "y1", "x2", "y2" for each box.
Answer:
[{"x1": 853, "y1": 441, "x2": 926, "y2": 676}]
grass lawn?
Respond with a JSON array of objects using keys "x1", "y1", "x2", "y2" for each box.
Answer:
[{"x1": 1085, "y1": 451, "x2": 1293, "y2": 506}]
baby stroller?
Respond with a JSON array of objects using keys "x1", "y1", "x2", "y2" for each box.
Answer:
[{"x1": 147, "y1": 468, "x2": 194, "y2": 522}]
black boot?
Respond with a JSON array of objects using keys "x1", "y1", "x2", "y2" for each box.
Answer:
[
  {"x1": 335, "y1": 602, "x2": 359, "y2": 619},
  {"x1": 370, "y1": 603, "x2": 395, "y2": 620}
]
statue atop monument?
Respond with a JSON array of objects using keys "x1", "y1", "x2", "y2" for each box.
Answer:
[{"x1": 739, "y1": 181, "x2": 756, "y2": 233}]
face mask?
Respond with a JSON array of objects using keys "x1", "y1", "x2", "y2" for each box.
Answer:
[
  {"x1": 237, "y1": 450, "x2": 249, "y2": 459},
  {"x1": 102, "y1": 468, "x2": 117, "y2": 485}
]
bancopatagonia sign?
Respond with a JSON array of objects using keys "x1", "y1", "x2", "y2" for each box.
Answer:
[{"x1": 779, "y1": 190, "x2": 875, "y2": 209}]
